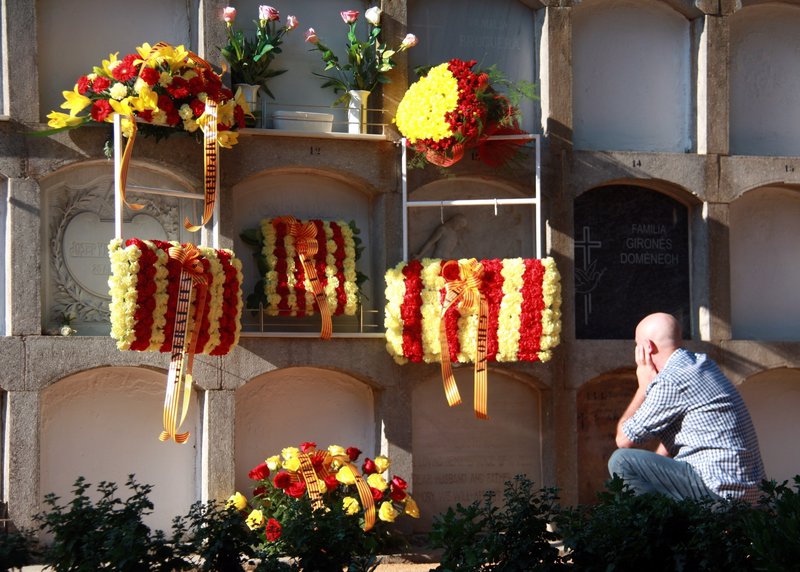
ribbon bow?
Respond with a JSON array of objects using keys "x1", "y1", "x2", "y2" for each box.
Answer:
[
  {"x1": 296, "y1": 451, "x2": 376, "y2": 531},
  {"x1": 439, "y1": 259, "x2": 490, "y2": 419},
  {"x1": 159, "y1": 244, "x2": 209, "y2": 443},
  {"x1": 275, "y1": 216, "x2": 333, "y2": 339}
]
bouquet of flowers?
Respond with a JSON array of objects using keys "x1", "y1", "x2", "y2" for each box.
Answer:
[
  {"x1": 394, "y1": 59, "x2": 535, "y2": 167},
  {"x1": 46, "y1": 42, "x2": 246, "y2": 148},
  {"x1": 220, "y1": 5, "x2": 298, "y2": 99},
  {"x1": 230, "y1": 442, "x2": 419, "y2": 571},
  {"x1": 304, "y1": 7, "x2": 417, "y2": 103}
]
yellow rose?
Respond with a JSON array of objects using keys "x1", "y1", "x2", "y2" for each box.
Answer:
[
  {"x1": 378, "y1": 501, "x2": 399, "y2": 523},
  {"x1": 266, "y1": 455, "x2": 282, "y2": 471},
  {"x1": 282, "y1": 447, "x2": 300, "y2": 461},
  {"x1": 404, "y1": 495, "x2": 420, "y2": 518},
  {"x1": 374, "y1": 455, "x2": 391, "y2": 474},
  {"x1": 226, "y1": 492, "x2": 247, "y2": 511},
  {"x1": 328, "y1": 444, "x2": 347, "y2": 457},
  {"x1": 336, "y1": 465, "x2": 356, "y2": 485},
  {"x1": 283, "y1": 457, "x2": 301, "y2": 472},
  {"x1": 246, "y1": 509, "x2": 265, "y2": 530},
  {"x1": 342, "y1": 496, "x2": 360, "y2": 515},
  {"x1": 367, "y1": 473, "x2": 388, "y2": 492}
]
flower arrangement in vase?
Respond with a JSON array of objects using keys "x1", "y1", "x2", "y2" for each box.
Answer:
[
  {"x1": 230, "y1": 442, "x2": 419, "y2": 571},
  {"x1": 305, "y1": 7, "x2": 417, "y2": 133},
  {"x1": 46, "y1": 42, "x2": 246, "y2": 148},
  {"x1": 221, "y1": 5, "x2": 298, "y2": 126},
  {"x1": 394, "y1": 59, "x2": 537, "y2": 167}
]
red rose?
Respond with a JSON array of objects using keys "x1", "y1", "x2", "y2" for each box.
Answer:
[
  {"x1": 323, "y1": 474, "x2": 339, "y2": 491},
  {"x1": 391, "y1": 476, "x2": 408, "y2": 490},
  {"x1": 90, "y1": 99, "x2": 113, "y2": 122},
  {"x1": 346, "y1": 447, "x2": 362, "y2": 462},
  {"x1": 248, "y1": 462, "x2": 270, "y2": 481},
  {"x1": 287, "y1": 480, "x2": 307, "y2": 498},
  {"x1": 390, "y1": 488, "x2": 407, "y2": 502},
  {"x1": 265, "y1": 518, "x2": 282, "y2": 542},
  {"x1": 370, "y1": 487, "x2": 384, "y2": 501},
  {"x1": 362, "y1": 458, "x2": 376, "y2": 474},
  {"x1": 273, "y1": 472, "x2": 291, "y2": 489},
  {"x1": 300, "y1": 441, "x2": 316, "y2": 453}
]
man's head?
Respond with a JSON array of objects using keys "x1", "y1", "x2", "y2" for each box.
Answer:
[{"x1": 635, "y1": 313, "x2": 682, "y2": 369}]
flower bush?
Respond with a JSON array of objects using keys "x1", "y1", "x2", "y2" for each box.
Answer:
[
  {"x1": 395, "y1": 59, "x2": 535, "y2": 167},
  {"x1": 47, "y1": 42, "x2": 246, "y2": 148},
  {"x1": 232, "y1": 442, "x2": 419, "y2": 571},
  {"x1": 221, "y1": 5, "x2": 298, "y2": 99},
  {"x1": 304, "y1": 7, "x2": 417, "y2": 102}
]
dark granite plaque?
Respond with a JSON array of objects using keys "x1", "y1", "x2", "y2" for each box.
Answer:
[{"x1": 574, "y1": 185, "x2": 690, "y2": 339}]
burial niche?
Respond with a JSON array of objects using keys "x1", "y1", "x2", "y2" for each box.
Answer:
[{"x1": 573, "y1": 185, "x2": 690, "y2": 339}]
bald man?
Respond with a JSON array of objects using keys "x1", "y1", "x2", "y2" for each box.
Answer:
[{"x1": 608, "y1": 313, "x2": 765, "y2": 502}]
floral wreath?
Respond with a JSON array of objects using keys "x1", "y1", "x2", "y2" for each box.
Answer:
[
  {"x1": 394, "y1": 59, "x2": 532, "y2": 168},
  {"x1": 47, "y1": 42, "x2": 247, "y2": 149}
]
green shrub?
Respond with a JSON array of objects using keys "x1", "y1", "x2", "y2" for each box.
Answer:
[
  {"x1": 429, "y1": 475, "x2": 564, "y2": 571},
  {"x1": 0, "y1": 526, "x2": 36, "y2": 571},
  {"x1": 181, "y1": 500, "x2": 259, "y2": 572},
  {"x1": 745, "y1": 477, "x2": 800, "y2": 571}
]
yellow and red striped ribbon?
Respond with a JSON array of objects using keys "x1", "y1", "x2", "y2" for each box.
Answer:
[
  {"x1": 440, "y1": 259, "x2": 490, "y2": 419},
  {"x1": 184, "y1": 98, "x2": 218, "y2": 233},
  {"x1": 276, "y1": 216, "x2": 334, "y2": 339},
  {"x1": 159, "y1": 244, "x2": 208, "y2": 443}
]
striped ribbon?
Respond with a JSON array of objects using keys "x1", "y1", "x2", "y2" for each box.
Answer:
[
  {"x1": 275, "y1": 216, "x2": 334, "y2": 339},
  {"x1": 440, "y1": 259, "x2": 490, "y2": 419},
  {"x1": 159, "y1": 244, "x2": 208, "y2": 443}
]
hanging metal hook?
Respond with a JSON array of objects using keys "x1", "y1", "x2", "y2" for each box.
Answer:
[{"x1": 494, "y1": 197, "x2": 499, "y2": 216}]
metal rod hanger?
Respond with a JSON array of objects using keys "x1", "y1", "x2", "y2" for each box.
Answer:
[
  {"x1": 126, "y1": 185, "x2": 205, "y2": 201},
  {"x1": 407, "y1": 197, "x2": 538, "y2": 208}
]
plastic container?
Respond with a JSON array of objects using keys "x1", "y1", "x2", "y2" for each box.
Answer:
[{"x1": 272, "y1": 110, "x2": 335, "y2": 133}]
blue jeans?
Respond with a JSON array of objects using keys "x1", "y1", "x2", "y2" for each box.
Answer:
[{"x1": 608, "y1": 448, "x2": 722, "y2": 501}]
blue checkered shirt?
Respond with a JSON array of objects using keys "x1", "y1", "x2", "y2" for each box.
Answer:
[{"x1": 623, "y1": 348, "x2": 765, "y2": 502}]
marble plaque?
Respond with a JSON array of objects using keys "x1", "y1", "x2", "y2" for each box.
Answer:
[
  {"x1": 573, "y1": 185, "x2": 690, "y2": 339},
  {"x1": 62, "y1": 212, "x2": 167, "y2": 299},
  {"x1": 412, "y1": 369, "x2": 542, "y2": 531}
]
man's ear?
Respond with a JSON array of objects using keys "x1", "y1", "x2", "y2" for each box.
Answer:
[{"x1": 646, "y1": 339, "x2": 657, "y2": 354}]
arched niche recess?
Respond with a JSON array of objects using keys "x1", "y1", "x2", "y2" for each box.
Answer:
[
  {"x1": 730, "y1": 3, "x2": 800, "y2": 156},
  {"x1": 738, "y1": 368, "x2": 800, "y2": 484},
  {"x1": 232, "y1": 169, "x2": 376, "y2": 324},
  {"x1": 407, "y1": 0, "x2": 540, "y2": 133},
  {"x1": 572, "y1": 0, "x2": 691, "y2": 152},
  {"x1": 730, "y1": 186, "x2": 800, "y2": 340},
  {"x1": 408, "y1": 177, "x2": 536, "y2": 261},
  {"x1": 40, "y1": 161, "x2": 192, "y2": 336},
  {"x1": 576, "y1": 373, "x2": 641, "y2": 504},
  {"x1": 234, "y1": 367, "x2": 376, "y2": 496},
  {"x1": 40, "y1": 366, "x2": 200, "y2": 533},
  {"x1": 411, "y1": 368, "x2": 543, "y2": 531},
  {"x1": 37, "y1": 0, "x2": 196, "y2": 121},
  {"x1": 573, "y1": 184, "x2": 691, "y2": 339}
]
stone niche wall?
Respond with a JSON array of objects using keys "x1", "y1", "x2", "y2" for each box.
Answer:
[
  {"x1": 40, "y1": 366, "x2": 200, "y2": 533},
  {"x1": 411, "y1": 368, "x2": 543, "y2": 531},
  {"x1": 730, "y1": 3, "x2": 800, "y2": 156},
  {"x1": 572, "y1": 0, "x2": 691, "y2": 152},
  {"x1": 234, "y1": 367, "x2": 376, "y2": 496},
  {"x1": 0, "y1": 178, "x2": 6, "y2": 334},
  {"x1": 730, "y1": 187, "x2": 800, "y2": 341},
  {"x1": 739, "y1": 368, "x2": 800, "y2": 484}
]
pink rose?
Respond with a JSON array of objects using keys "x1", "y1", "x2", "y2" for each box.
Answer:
[
  {"x1": 340, "y1": 10, "x2": 359, "y2": 24},
  {"x1": 401, "y1": 33, "x2": 418, "y2": 49},
  {"x1": 286, "y1": 15, "x2": 298, "y2": 30},
  {"x1": 304, "y1": 28, "x2": 319, "y2": 44},
  {"x1": 223, "y1": 6, "x2": 236, "y2": 23},
  {"x1": 259, "y1": 5, "x2": 280, "y2": 22}
]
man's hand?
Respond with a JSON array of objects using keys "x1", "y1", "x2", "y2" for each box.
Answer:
[{"x1": 635, "y1": 342, "x2": 658, "y2": 391}]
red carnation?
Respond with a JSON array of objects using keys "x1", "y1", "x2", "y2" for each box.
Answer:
[
  {"x1": 92, "y1": 76, "x2": 111, "y2": 93},
  {"x1": 441, "y1": 262, "x2": 461, "y2": 281},
  {"x1": 273, "y1": 472, "x2": 291, "y2": 489},
  {"x1": 300, "y1": 441, "x2": 316, "y2": 453},
  {"x1": 167, "y1": 76, "x2": 191, "y2": 100},
  {"x1": 248, "y1": 462, "x2": 270, "y2": 481},
  {"x1": 287, "y1": 480, "x2": 307, "y2": 498},
  {"x1": 188, "y1": 75, "x2": 206, "y2": 96},
  {"x1": 77, "y1": 76, "x2": 91, "y2": 95},
  {"x1": 139, "y1": 66, "x2": 160, "y2": 86},
  {"x1": 346, "y1": 447, "x2": 362, "y2": 462},
  {"x1": 90, "y1": 99, "x2": 113, "y2": 122},
  {"x1": 265, "y1": 518, "x2": 282, "y2": 542},
  {"x1": 362, "y1": 458, "x2": 377, "y2": 474}
]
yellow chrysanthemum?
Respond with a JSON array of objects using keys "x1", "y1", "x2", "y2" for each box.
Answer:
[{"x1": 395, "y1": 62, "x2": 459, "y2": 143}]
